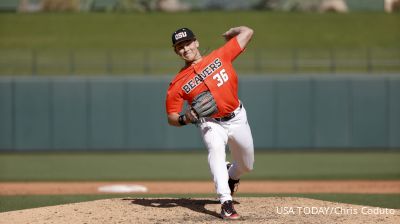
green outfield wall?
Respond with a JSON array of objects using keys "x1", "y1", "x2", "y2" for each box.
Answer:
[{"x1": 0, "y1": 75, "x2": 399, "y2": 151}]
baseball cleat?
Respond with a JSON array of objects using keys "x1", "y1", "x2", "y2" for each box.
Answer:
[
  {"x1": 220, "y1": 200, "x2": 240, "y2": 220},
  {"x1": 226, "y1": 162, "x2": 240, "y2": 196}
]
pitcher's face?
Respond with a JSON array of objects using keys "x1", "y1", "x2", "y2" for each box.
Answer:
[{"x1": 174, "y1": 39, "x2": 201, "y2": 63}]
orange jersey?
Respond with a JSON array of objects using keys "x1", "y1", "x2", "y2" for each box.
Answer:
[{"x1": 166, "y1": 36, "x2": 244, "y2": 118}]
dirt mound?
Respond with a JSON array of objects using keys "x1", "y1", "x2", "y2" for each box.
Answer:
[
  {"x1": 1, "y1": 197, "x2": 399, "y2": 224},
  {"x1": 2, "y1": 180, "x2": 400, "y2": 195}
]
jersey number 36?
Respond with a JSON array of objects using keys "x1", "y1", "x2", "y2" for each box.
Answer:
[{"x1": 213, "y1": 69, "x2": 229, "y2": 87}]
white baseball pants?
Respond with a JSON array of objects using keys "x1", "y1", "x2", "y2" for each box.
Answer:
[{"x1": 198, "y1": 103, "x2": 254, "y2": 204}]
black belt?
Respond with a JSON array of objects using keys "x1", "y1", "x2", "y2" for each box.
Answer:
[{"x1": 214, "y1": 103, "x2": 242, "y2": 122}]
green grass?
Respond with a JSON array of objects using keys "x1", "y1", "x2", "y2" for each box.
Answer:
[
  {"x1": 0, "y1": 12, "x2": 399, "y2": 75},
  {"x1": 1, "y1": 194, "x2": 399, "y2": 213},
  {"x1": 1, "y1": 151, "x2": 398, "y2": 213},
  {"x1": 1, "y1": 12, "x2": 399, "y2": 49},
  {"x1": 0, "y1": 152, "x2": 399, "y2": 181}
]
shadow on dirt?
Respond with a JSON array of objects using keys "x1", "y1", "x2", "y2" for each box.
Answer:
[{"x1": 125, "y1": 198, "x2": 238, "y2": 218}]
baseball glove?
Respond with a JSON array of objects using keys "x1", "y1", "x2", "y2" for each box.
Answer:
[{"x1": 191, "y1": 91, "x2": 218, "y2": 118}]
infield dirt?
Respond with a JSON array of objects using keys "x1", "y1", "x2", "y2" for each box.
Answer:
[
  {"x1": 1, "y1": 181, "x2": 399, "y2": 223},
  {"x1": 1, "y1": 197, "x2": 399, "y2": 224},
  {"x1": 1, "y1": 180, "x2": 400, "y2": 195}
]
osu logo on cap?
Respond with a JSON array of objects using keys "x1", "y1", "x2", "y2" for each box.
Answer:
[
  {"x1": 175, "y1": 32, "x2": 187, "y2": 40},
  {"x1": 172, "y1": 28, "x2": 195, "y2": 46}
]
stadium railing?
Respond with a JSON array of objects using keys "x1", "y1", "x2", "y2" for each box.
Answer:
[{"x1": 0, "y1": 48, "x2": 398, "y2": 76}]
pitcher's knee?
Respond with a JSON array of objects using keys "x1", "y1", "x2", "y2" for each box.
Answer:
[{"x1": 242, "y1": 164, "x2": 253, "y2": 173}]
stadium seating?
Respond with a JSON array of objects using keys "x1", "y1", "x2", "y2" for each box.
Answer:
[
  {"x1": 92, "y1": 0, "x2": 118, "y2": 11},
  {"x1": 0, "y1": 0, "x2": 20, "y2": 11},
  {"x1": 346, "y1": 0, "x2": 384, "y2": 11}
]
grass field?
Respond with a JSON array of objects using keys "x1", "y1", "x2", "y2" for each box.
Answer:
[
  {"x1": 1, "y1": 152, "x2": 399, "y2": 181},
  {"x1": 1, "y1": 12, "x2": 399, "y2": 49},
  {"x1": 0, "y1": 12, "x2": 399, "y2": 75},
  {"x1": 1, "y1": 151, "x2": 399, "y2": 212}
]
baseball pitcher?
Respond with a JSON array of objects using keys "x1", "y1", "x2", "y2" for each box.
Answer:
[{"x1": 165, "y1": 26, "x2": 255, "y2": 220}]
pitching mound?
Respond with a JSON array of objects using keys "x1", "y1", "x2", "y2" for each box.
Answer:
[{"x1": 1, "y1": 197, "x2": 399, "y2": 224}]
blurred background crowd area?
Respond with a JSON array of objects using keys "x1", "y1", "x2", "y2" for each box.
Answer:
[
  {"x1": 0, "y1": 1, "x2": 399, "y2": 76},
  {"x1": 3, "y1": 0, "x2": 400, "y2": 13}
]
